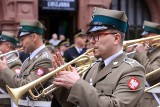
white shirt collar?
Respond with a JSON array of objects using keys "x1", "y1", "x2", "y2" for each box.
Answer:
[
  {"x1": 30, "y1": 45, "x2": 45, "y2": 60},
  {"x1": 75, "y1": 46, "x2": 82, "y2": 53},
  {"x1": 60, "y1": 51, "x2": 64, "y2": 56},
  {"x1": 104, "y1": 49, "x2": 123, "y2": 66}
]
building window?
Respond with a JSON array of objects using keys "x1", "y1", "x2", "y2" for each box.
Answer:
[{"x1": 111, "y1": 0, "x2": 150, "y2": 40}]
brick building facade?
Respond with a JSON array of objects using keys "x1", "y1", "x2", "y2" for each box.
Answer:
[{"x1": 0, "y1": 0, "x2": 160, "y2": 40}]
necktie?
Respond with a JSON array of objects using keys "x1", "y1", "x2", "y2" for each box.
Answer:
[{"x1": 98, "y1": 61, "x2": 105, "y2": 71}]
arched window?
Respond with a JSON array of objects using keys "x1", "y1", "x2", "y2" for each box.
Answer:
[{"x1": 111, "y1": 0, "x2": 150, "y2": 40}]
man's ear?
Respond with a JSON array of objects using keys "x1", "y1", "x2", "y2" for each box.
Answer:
[
  {"x1": 32, "y1": 33, "x2": 38, "y2": 41},
  {"x1": 5, "y1": 43, "x2": 11, "y2": 51},
  {"x1": 114, "y1": 33, "x2": 121, "y2": 45}
]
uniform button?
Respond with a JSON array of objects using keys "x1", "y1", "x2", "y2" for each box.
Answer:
[{"x1": 101, "y1": 90, "x2": 104, "y2": 93}]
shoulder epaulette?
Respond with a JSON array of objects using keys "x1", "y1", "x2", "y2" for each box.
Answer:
[
  {"x1": 42, "y1": 52, "x2": 49, "y2": 58},
  {"x1": 123, "y1": 58, "x2": 140, "y2": 67}
]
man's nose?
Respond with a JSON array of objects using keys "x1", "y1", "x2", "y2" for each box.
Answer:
[{"x1": 19, "y1": 42, "x2": 23, "y2": 47}]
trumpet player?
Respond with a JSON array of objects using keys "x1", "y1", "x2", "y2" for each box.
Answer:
[
  {"x1": 126, "y1": 21, "x2": 160, "y2": 107},
  {"x1": 0, "y1": 31, "x2": 22, "y2": 107},
  {"x1": 125, "y1": 21, "x2": 160, "y2": 74},
  {"x1": 0, "y1": 20, "x2": 54, "y2": 107},
  {"x1": 51, "y1": 7, "x2": 145, "y2": 107}
]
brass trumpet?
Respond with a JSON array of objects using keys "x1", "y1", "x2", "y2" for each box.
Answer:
[
  {"x1": 123, "y1": 35, "x2": 160, "y2": 49},
  {"x1": 0, "y1": 50, "x2": 20, "y2": 64},
  {"x1": 6, "y1": 48, "x2": 94, "y2": 106},
  {"x1": 145, "y1": 68, "x2": 160, "y2": 92}
]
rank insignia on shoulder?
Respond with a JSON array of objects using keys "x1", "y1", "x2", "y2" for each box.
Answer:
[
  {"x1": 123, "y1": 58, "x2": 140, "y2": 66},
  {"x1": 35, "y1": 55, "x2": 39, "y2": 59},
  {"x1": 128, "y1": 77, "x2": 140, "y2": 90},
  {"x1": 42, "y1": 52, "x2": 49, "y2": 58},
  {"x1": 113, "y1": 61, "x2": 118, "y2": 65},
  {"x1": 14, "y1": 68, "x2": 20, "y2": 74},
  {"x1": 36, "y1": 68, "x2": 44, "y2": 76},
  {"x1": 123, "y1": 58, "x2": 135, "y2": 66}
]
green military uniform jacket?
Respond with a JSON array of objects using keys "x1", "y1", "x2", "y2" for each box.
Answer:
[
  {"x1": 54, "y1": 53, "x2": 145, "y2": 107},
  {"x1": 134, "y1": 47, "x2": 160, "y2": 107},
  {"x1": 0, "y1": 47, "x2": 53, "y2": 101},
  {"x1": 0, "y1": 52, "x2": 22, "y2": 106},
  {"x1": 134, "y1": 47, "x2": 160, "y2": 83}
]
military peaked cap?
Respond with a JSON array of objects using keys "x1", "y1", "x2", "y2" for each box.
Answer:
[
  {"x1": 18, "y1": 20, "x2": 46, "y2": 37},
  {"x1": 141, "y1": 20, "x2": 160, "y2": 35},
  {"x1": 0, "y1": 31, "x2": 18, "y2": 45},
  {"x1": 58, "y1": 39, "x2": 70, "y2": 47},
  {"x1": 87, "y1": 7, "x2": 128, "y2": 33}
]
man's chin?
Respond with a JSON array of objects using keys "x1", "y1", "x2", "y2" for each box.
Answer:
[
  {"x1": 24, "y1": 50, "x2": 30, "y2": 54},
  {"x1": 94, "y1": 54, "x2": 100, "y2": 59}
]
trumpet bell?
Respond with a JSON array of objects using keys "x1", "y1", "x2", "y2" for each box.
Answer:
[
  {"x1": 6, "y1": 85, "x2": 22, "y2": 105},
  {"x1": 0, "y1": 50, "x2": 21, "y2": 64}
]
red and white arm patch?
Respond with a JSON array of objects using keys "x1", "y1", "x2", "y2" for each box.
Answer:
[
  {"x1": 36, "y1": 68, "x2": 45, "y2": 76},
  {"x1": 14, "y1": 68, "x2": 20, "y2": 74},
  {"x1": 128, "y1": 77, "x2": 140, "y2": 90}
]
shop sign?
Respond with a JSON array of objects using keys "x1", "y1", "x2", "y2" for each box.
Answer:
[{"x1": 42, "y1": 0, "x2": 76, "y2": 11}]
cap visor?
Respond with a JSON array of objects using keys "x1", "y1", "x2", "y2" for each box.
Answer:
[
  {"x1": 65, "y1": 43, "x2": 70, "y2": 47},
  {"x1": 87, "y1": 26, "x2": 108, "y2": 34},
  {"x1": 0, "y1": 37, "x2": 7, "y2": 42},
  {"x1": 19, "y1": 32, "x2": 30, "y2": 37},
  {"x1": 141, "y1": 31, "x2": 149, "y2": 36}
]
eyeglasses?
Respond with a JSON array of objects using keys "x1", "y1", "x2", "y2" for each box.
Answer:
[{"x1": 87, "y1": 32, "x2": 117, "y2": 42}]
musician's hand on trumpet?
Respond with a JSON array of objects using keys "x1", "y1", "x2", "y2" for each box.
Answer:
[
  {"x1": 50, "y1": 52, "x2": 80, "y2": 89},
  {"x1": 125, "y1": 42, "x2": 149, "y2": 55},
  {"x1": 54, "y1": 67, "x2": 80, "y2": 89},
  {"x1": 0, "y1": 51, "x2": 7, "y2": 71},
  {"x1": 125, "y1": 44, "x2": 137, "y2": 53},
  {"x1": 51, "y1": 52, "x2": 66, "y2": 75},
  {"x1": 134, "y1": 43, "x2": 148, "y2": 53}
]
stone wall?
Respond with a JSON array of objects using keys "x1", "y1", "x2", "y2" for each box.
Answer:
[{"x1": 0, "y1": 0, "x2": 38, "y2": 33}]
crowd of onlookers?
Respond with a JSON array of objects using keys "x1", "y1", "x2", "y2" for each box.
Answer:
[
  {"x1": 48, "y1": 33, "x2": 65, "y2": 47},
  {"x1": 44, "y1": 33, "x2": 69, "y2": 56},
  {"x1": 44, "y1": 32, "x2": 94, "y2": 61}
]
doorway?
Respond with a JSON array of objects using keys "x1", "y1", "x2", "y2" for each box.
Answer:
[{"x1": 38, "y1": 1, "x2": 77, "y2": 42}]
